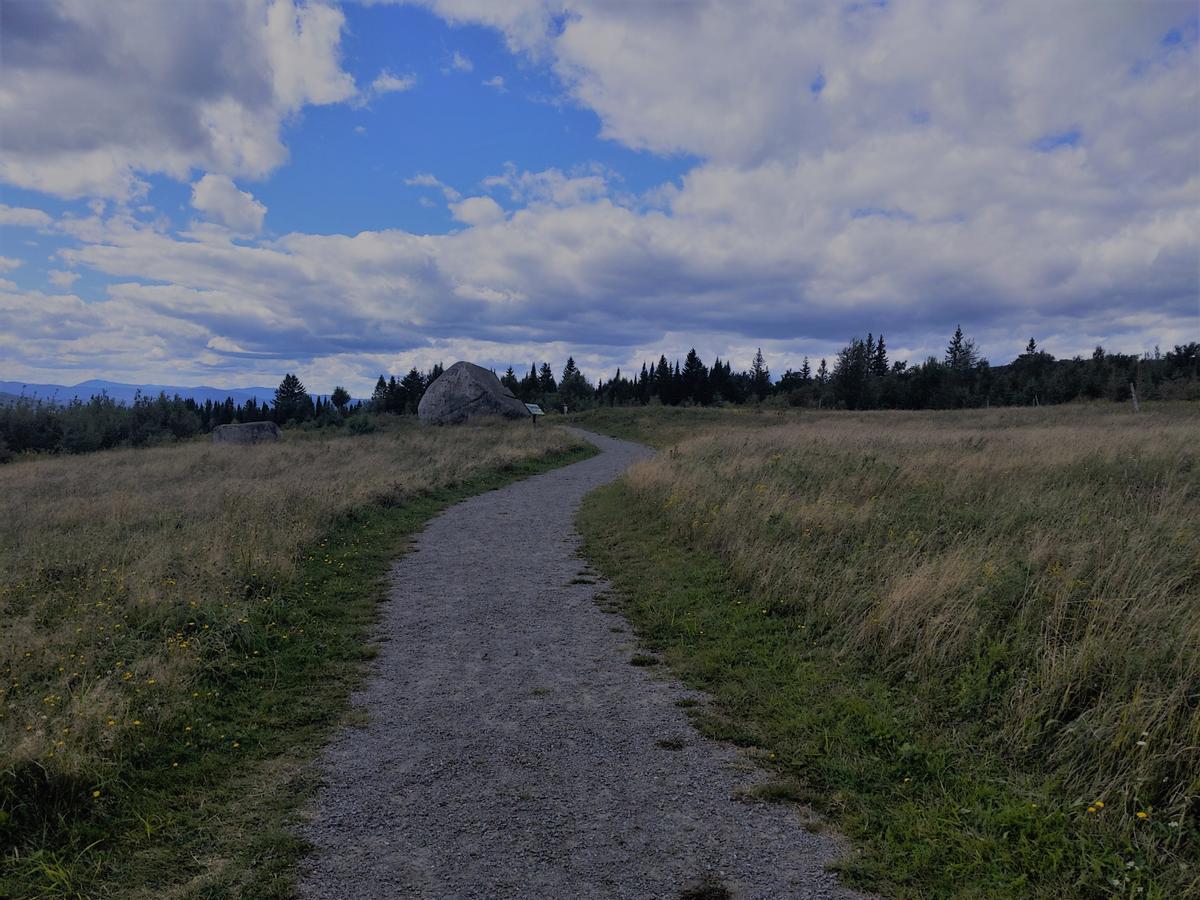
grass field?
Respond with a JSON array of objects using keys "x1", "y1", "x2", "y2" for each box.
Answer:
[
  {"x1": 576, "y1": 403, "x2": 1198, "y2": 898},
  {"x1": 0, "y1": 419, "x2": 590, "y2": 897}
]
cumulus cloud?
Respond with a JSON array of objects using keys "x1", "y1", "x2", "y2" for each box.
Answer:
[
  {"x1": 48, "y1": 269, "x2": 81, "y2": 289},
  {"x1": 0, "y1": 0, "x2": 355, "y2": 198},
  {"x1": 1, "y1": 0, "x2": 1196, "y2": 389},
  {"x1": 449, "y1": 196, "x2": 506, "y2": 225},
  {"x1": 0, "y1": 256, "x2": 22, "y2": 272},
  {"x1": 448, "y1": 50, "x2": 473, "y2": 72},
  {"x1": 191, "y1": 174, "x2": 268, "y2": 233},
  {"x1": 482, "y1": 75, "x2": 507, "y2": 92},
  {"x1": 0, "y1": 205, "x2": 53, "y2": 228},
  {"x1": 483, "y1": 162, "x2": 610, "y2": 206}
]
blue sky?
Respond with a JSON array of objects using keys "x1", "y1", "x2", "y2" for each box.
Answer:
[{"x1": 0, "y1": 0, "x2": 1196, "y2": 393}]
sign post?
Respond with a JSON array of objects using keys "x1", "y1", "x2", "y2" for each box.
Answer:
[{"x1": 525, "y1": 403, "x2": 544, "y2": 426}]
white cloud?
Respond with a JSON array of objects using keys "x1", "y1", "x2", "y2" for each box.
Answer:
[
  {"x1": 449, "y1": 196, "x2": 506, "y2": 225},
  {"x1": 49, "y1": 269, "x2": 80, "y2": 288},
  {"x1": 371, "y1": 69, "x2": 417, "y2": 94},
  {"x1": 483, "y1": 163, "x2": 610, "y2": 206},
  {"x1": 0, "y1": 205, "x2": 53, "y2": 228},
  {"x1": 406, "y1": 173, "x2": 462, "y2": 201},
  {"x1": 482, "y1": 75, "x2": 507, "y2": 92},
  {"x1": 190, "y1": 174, "x2": 268, "y2": 233},
  {"x1": 354, "y1": 125, "x2": 367, "y2": 135},
  {"x1": 449, "y1": 50, "x2": 474, "y2": 72},
  {"x1": 0, "y1": 0, "x2": 355, "y2": 198},
  {"x1": 1, "y1": 1, "x2": 1195, "y2": 390},
  {"x1": 0, "y1": 256, "x2": 22, "y2": 272}
]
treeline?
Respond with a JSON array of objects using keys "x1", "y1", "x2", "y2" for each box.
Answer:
[
  {"x1": 587, "y1": 331, "x2": 1200, "y2": 410},
  {"x1": 0, "y1": 374, "x2": 361, "y2": 460},
  {"x1": 3, "y1": 331, "x2": 1196, "y2": 460}
]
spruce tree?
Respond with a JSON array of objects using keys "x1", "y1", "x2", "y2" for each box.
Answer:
[
  {"x1": 400, "y1": 368, "x2": 425, "y2": 414},
  {"x1": 946, "y1": 326, "x2": 978, "y2": 370},
  {"x1": 872, "y1": 335, "x2": 889, "y2": 376},
  {"x1": 371, "y1": 376, "x2": 388, "y2": 412},
  {"x1": 274, "y1": 373, "x2": 311, "y2": 423},
  {"x1": 799, "y1": 356, "x2": 812, "y2": 381},
  {"x1": 559, "y1": 356, "x2": 590, "y2": 409},
  {"x1": 682, "y1": 348, "x2": 708, "y2": 404},
  {"x1": 519, "y1": 363, "x2": 538, "y2": 400},
  {"x1": 750, "y1": 348, "x2": 771, "y2": 400},
  {"x1": 387, "y1": 375, "x2": 402, "y2": 413},
  {"x1": 538, "y1": 362, "x2": 557, "y2": 393}
]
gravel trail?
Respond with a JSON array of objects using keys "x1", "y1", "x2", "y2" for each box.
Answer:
[{"x1": 298, "y1": 428, "x2": 864, "y2": 900}]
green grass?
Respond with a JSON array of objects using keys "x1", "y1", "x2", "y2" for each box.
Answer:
[
  {"x1": 581, "y1": 483, "x2": 1193, "y2": 898},
  {"x1": 575, "y1": 404, "x2": 1198, "y2": 899},
  {"x1": 3, "y1": 443, "x2": 594, "y2": 899}
]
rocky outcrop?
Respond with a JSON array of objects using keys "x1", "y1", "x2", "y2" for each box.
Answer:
[
  {"x1": 211, "y1": 421, "x2": 283, "y2": 444},
  {"x1": 418, "y1": 362, "x2": 532, "y2": 426}
]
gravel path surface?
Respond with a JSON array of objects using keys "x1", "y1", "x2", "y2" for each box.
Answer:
[{"x1": 298, "y1": 428, "x2": 864, "y2": 900}]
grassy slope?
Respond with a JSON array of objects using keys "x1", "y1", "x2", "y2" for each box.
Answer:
[
  {"x1": 576, "y1": 404, "x2": 1198, "y2": 899},
  {"x1": 2, "y1": 422, "x2": 593, "y2": 898}
]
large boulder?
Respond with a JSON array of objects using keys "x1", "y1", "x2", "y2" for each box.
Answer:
[
  {"x1": 418, "y1": 361, "x2": 532, "y2": 426},
  {"x1": 212, "y1": 421, "x2": 282, "y2": 444}
]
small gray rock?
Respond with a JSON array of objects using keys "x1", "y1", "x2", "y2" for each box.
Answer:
[
  {"x1": 211, "y1": 421, "x2": 282, "y2": 444},
  {"x1": 418, "y1": 361, "x2": 531, "y2": 426}
]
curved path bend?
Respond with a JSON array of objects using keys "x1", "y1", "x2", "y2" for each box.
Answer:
[{"x1": 299, "y1": 428, "x2": 862, "y2": 900}]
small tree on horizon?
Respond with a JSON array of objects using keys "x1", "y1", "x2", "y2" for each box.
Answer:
[
  {"x1": 274, "y1": 373, "x2": 311, "y2": 423},
  {"x1": 330, "y1": 386, "x2": 351, "y2": 412},
  {"x1": 750, "y1": 348, "x2": 771, "y2": 400}
]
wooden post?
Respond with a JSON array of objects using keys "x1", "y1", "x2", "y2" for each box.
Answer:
[{"x1": 1130, "y1": 382, "x2": 1140, "y2": 413}]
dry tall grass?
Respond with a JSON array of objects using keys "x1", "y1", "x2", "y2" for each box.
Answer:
[
  {"x1": 620, "y1": 405, "x2": 1199, "y2": 824},
  {"x1": 0, "y1": 421, "x2": 580, "y2": 790}
]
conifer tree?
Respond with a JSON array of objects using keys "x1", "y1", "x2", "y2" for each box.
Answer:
[
  {"x1": 273, "y1": 373, "x2": 311, "y2": 423},
  {"x1": 400, "y1": 368, "x2": 425, "y2": 414},
  {"x1": 799, "y1": 356, "x2": 812, "y2": 381},
  {"x1": 371, "y1": 376, "x2": 388, "y2": 412},
  {"x1": 653, "y1": 355, "x2": 671, "y2": 400},
  {"x1": 681, "y1": 348, "x2": 709, "y2": 404},
  {"x1": 538, "y1": 362, "x2": 557, "y2": 393},
  {"x1": 872, "y1": 335, "x2": 889, "y2": 376},
  {"x1": 387, "y1": 375, "x2": 402, "y2": 413},
  {"x1": 946, "y1": 326, "x2": 978, "y2": 370},
  {"x1": 330, "y1": 386, "x2": 351, "y2": 412},
  {"x1": 750, "y1": 348, "x2": 771, "y2": 400},
  {"x1": 559, "y1": 356, "x2": 590, "y2": 408}
]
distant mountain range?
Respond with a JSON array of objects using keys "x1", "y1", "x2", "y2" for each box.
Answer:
[{"x1": 0, "y1": 379, "x2": 277, "y2": 407}]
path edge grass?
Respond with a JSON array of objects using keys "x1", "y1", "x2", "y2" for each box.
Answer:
[
  {"x1": 4, "y1": 441, "x2": 596, "y2": 899},
  {"x1": 577, "y1": 479, "x2": 1191, "y2": 899}
]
